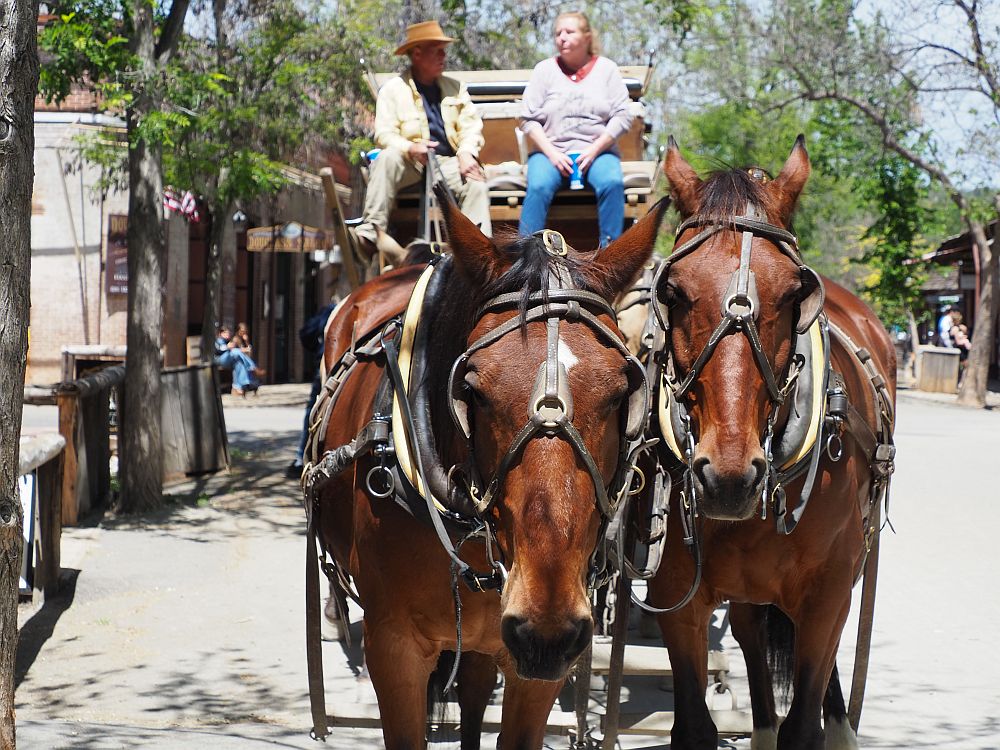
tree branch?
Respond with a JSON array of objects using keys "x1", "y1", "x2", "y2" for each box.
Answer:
[
  {"x1": 800, "y1": 88, "x2": 969, "y2": 213},
  {"x1": 156, "y1": 0, "x2": 192, "y2": 65}
]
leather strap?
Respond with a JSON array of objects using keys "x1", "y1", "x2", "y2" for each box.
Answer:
[
  {"x1": 305, "y1": 511, "x2": 328, "y2": 740},
  {"x1": 849, "y1": 495, "x2": 882, "y2": 731}
]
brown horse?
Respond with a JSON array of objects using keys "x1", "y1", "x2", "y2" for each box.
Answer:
[
  {"x1": 643, "y1": 138, "x2": 896, "y2": 749},
  {"x1": 310, "y1": 193, "x2": 667, "y2": 748}
]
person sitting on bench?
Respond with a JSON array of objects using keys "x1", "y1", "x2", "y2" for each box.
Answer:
[
  {"x1": 214, "y1": 325, "x2": 263, "y2": 396},
  {"x1": 518, "y1": 11, "x2": 632, "y2": 247},
  {"x1": 351, "y1": 20, "x2": 492, "y2": 267}
]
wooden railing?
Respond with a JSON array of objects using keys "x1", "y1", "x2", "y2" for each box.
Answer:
[
  {"x1": 17, "y1": 433, "x2": 66, "y2": 600},
  {"x1": 24, "y1": 365, "x2": 124, "y2": 526}
]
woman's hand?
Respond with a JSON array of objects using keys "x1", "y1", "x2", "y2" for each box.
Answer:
[
  {"x1": 576, "y1": 134, "x2": 614, "y2": 172},
  {"x1": 546, "y1": 148, "x2": 574, "y2": 176}
]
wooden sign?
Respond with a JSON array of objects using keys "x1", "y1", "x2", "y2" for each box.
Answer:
[
  {"x1": 246, "y1": 221, "x2": 331, "y2": 253},
  {"x1": 106, "y1": 213, "x2": 128, "y2": 295}
]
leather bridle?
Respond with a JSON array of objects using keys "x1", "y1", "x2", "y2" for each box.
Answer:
[
  {"x1": 650, "y1": 211, "x2": 825, "y2": 512},
  {"x1": 449, "y1": 230, "x2": 650, "y2": 587}
]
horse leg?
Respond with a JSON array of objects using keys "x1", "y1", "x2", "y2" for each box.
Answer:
[
  {"x1": 822, "y1": 662, "x2": 859, "y2": 750},
  {"x1": 496, "y1": 669, "x2": 564, "y2": 749},
  {"x1": 364, "y1": 622, "x2": 437, "y2": 750},
  {"x1": 729, "y1": 603, "x2": 778, "y2": 750},
  {"x1": 456, "y1": 651, "x2": 498, "y2": 750},
  {"x1": 656, "y1": 603, "x2": 717, "y2": 750},
  {"x1": 778, "y1": 595, "x2": 851, "y2": 750}
]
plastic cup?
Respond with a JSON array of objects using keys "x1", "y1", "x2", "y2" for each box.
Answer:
[{"x1": 568, "y1": 153, "x2": 584, "y2": 190}]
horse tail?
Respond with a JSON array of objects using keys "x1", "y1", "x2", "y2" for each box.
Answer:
[
  {"x1": 765, "y1": 604, "x2": 795, "y2": 704},
  {"x1": 426, "y1": 650, "x2": 456, "y2": 728}
]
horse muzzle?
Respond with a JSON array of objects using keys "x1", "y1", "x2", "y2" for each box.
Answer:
[
  {"x1": 691, "y1": 454, "x2": 767, "y2": 520},
  {"x1": 501, "y1": 613, "x2": 593, "y2": 681}
]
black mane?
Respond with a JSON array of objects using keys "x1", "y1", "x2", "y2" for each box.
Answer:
[
  {"x1": 698, "y1": 166, "x2": 775, "y2": 222},
  {"x1": 421, "y1": 232, "x2": 595, "y2": 458}
]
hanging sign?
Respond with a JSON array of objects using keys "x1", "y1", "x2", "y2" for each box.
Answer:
[
  {"x1": 245, "y1": 221, "x2": 331, "y2": 253},
  {"x1": 106, "y1": 214, "x2": 128, "y2": 296}
]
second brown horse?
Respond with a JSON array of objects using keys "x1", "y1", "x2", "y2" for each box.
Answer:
[{"x1": 646, "y1": 138, "x2": 895, "y2": 749}]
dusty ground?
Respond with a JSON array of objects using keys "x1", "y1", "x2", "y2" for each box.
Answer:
[{"x1": 14, "y1": 384, "x2": 1000, "y2": 749}]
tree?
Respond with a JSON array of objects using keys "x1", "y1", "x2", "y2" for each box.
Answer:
[
  {"x1": 41, "y1": 0, "x2": 191, "y2": 510},
  {"x1": 756, "y1": 0, "x2": 1000, "y2": 406},
  {"x1": 160, "y1": 0, "x2": 376, "y2": 358},
  {"x1": 0, "y1": 0, "x2": 39, "y2": 744}
]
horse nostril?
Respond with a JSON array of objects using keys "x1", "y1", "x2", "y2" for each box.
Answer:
[
  {"x1": 693, "y1": 456, "x2": 710, "y2": 486},
  {"x1": 750, "y1": 457, "x2": 767, "y2": 489}
]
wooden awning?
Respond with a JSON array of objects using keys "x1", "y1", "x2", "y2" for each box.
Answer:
[{"x1": 246, "y1": 222, "x2": 331, "y2": 253}]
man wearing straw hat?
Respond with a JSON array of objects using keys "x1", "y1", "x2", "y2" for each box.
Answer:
[{"x1": 351, "y1": 20, "x2": 492, "y2": 266}]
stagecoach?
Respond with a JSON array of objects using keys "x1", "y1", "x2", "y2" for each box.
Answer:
[
  {"x1": 321, "y1": 66, "x2": 661, "y2": 287},
  {"x1": 306, "y1": 65, "x2": 894, "y2": 750}
]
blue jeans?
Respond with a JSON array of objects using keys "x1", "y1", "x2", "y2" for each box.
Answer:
[
  {"x1": 519, "y1": 152, "x2": 625, "y2": 246},
  {"x1": 215, "y1": 349, "x2": 259, "y2": 391}
]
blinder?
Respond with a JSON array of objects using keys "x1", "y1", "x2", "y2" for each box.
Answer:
[{"x1": 797, "y1": 266, "x2": 825, "y2": 334}]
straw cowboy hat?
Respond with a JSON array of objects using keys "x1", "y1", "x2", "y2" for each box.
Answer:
[{"x1": 394, "y1": 21, "x2": 455, "y2": 56}]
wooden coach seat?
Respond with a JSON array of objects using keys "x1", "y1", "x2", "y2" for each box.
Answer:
[{"x1": 362, "y1": 66, "x2": 661, "y2": 249}]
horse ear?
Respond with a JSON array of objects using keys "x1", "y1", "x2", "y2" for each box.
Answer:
[
  {"x1": 434, "y1": 183, "x2": 503, "y2": 283},
  {"x1": 770, "y1": 135, "x2": 810, "y2": 226},
  {"x1": 587, "y1": 197, "x2": 670, "y2": 300},
  {"x1": 663, "y1": 136, "x2": 702, "y2": 218}
]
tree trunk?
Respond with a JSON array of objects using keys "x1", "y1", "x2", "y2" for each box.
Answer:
[
  {"x1": 0, "y1": 0, "x2": 39, "y2": 743},
  {"x1": 957, "y1": 219, "x2": 998, "y2": 407},
  {"x1": 200, "y1": 201, "x2": 230, "y2": 362},
  {"x1": 119, "y1": 3, "x2": 165, "y2": 512}
]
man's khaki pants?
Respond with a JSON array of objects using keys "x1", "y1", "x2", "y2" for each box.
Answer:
[{"x1": 356, "y1": 147, "x2": 493, "y2": 253}]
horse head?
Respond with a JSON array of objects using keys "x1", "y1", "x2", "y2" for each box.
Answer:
[
  {"x1": 436, "y1": 188, "x2": 667, "y2": 680},
  {"x1": 658, "y1": 136, "x2": 824, "y2": 520}
]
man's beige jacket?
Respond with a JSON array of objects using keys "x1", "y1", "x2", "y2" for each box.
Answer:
[{"x1": 374, "y1": 70, "x2": 484, "y2": 158}]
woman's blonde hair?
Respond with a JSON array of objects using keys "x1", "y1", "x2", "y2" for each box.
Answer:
[{"x1": 555, "y1": 11, "x2": 600, "y2": 56}]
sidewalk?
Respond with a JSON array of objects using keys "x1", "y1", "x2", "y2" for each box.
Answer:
[
  {"x1": 15, "y1": 387, "x2": 388, "y2": 749},
  {"x1": 895, "y1": 372, "x2": 1000, "y2": 409}
]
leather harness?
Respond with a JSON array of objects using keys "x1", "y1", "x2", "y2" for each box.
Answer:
[{"x1": 300, "y1": 233, "x2": 652, "y2": 738}]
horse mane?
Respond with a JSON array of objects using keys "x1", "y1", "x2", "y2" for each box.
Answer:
[{"x1": 698, "y1": 166, "x2": 778, "y2": 223}]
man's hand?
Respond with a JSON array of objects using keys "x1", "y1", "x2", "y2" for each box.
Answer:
[
  {"x1": 407, "y1": 139, "x2": 439, "y2": 166},
  {"x1": 458, "y1": 152, "x2": 485, "y2": 182}
]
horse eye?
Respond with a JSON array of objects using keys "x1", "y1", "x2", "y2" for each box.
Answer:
[
  {"x1": 662, "y1": 282, "x2": 687, "y2": 308},
  {"x1": 463, "y1": 378, "x2": 488, "y2": 407}
]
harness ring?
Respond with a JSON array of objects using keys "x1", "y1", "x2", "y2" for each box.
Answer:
[
  {"x1": 627, "y1": 464, "x2": 646, "y2": 496},
  {"x1": 723, "y1": 292, "x2": 755, "y2": 318},
  {"x1": 826, "y1": 433, "x2": 844, "y2": 462},
  {"x1": 366, "y1": 464, "x2": 395, "y2": 499}
]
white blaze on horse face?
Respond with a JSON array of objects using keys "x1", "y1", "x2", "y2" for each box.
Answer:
[{"x1": 557, "y1": 338, "x2": 579, "y2": 372}]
